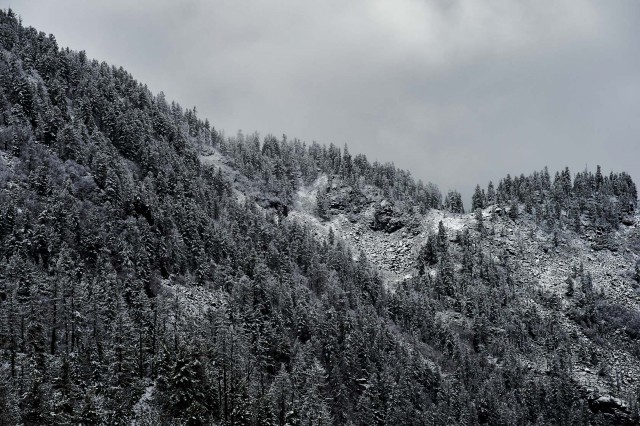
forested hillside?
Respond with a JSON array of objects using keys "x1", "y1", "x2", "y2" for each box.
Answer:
[{"x1": 0, "y1": 9, "x2": 639, "y2": 425}]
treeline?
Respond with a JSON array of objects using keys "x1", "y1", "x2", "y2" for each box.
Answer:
[
  {"x1": 470, "y1": 166, "x2": 637, "y2": 230},
  {"x1": 0, "y1": 8, "x2": 638, "y2": 425},
  {"x1": 214, "y1": 131, "x2": 442, "y2": 214}
]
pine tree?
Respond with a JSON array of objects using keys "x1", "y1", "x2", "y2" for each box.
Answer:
[
  {"x1": 508, "y1": 197, "x2": 519, "y2": 220},
  {"x1": 565, "y1": 276, "x2": 574, "y2": 297},
  {"x1": 581, "y1": 271, "x2": 594, "y2": 299},
  {"x1": 486, "y1": 181, "x2": 496, "y2": 206},
  {"x1": 437, "y1": 221, "x2": 448, "y2": 252},
  {"x1": 444, "y1": 190, "x2": 464, "y2": 213},
  {"x1": 595, "y1": 165, "x2": 604, "y2": 190},
  {"x1": 316, "y1": 186, "x2": 330, "y2": 220},
  {"x1": 417, "y1": 234, "x2": 438, "y2": 274},
  {"x1": 472, "y1": 184, "x2": 485, "y2": 210},
  {"x1": 475, "y1": 208, "x2": 485, "y2": 233}
]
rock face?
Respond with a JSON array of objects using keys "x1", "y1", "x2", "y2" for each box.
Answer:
[
  {"x1": 371, "y1": 202, "x2": 402, "y2": 232},
  {"x1": 325, "y1": 183, "x2": 370, "y2": 214},
  {"x1": 257, "y1": 197, "x2": 289, "y2": 216},
  {"x1": 320, "y1": 178, "x2": 424, "y2": 236},
  {"x1": 588, "y1": 395, "x2": 634, "y2": 424}
]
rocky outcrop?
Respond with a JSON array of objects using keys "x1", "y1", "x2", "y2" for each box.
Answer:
[
  {"x1": 370, "y1": 200, "x2": 421, "y2": 234},
  {"x1": 591, "y1": 233, "x2": 618, "y2": 252},
  {"x1": 257, "y1": 196, "x2": 289, "y2": 216},
  {"x1": 370, "y1": 201, "x2": 401, "y2": 232},
  {"x1": 321, "y1": 178, "x2": 424, "y2": 235},
  {"x1": 586, "y1": 393, "x2": 634, "y2": 425},
  {"x1": 325, "y1": 182, "x2": 370, "y2": 215}
]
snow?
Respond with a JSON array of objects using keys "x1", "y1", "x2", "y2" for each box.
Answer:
[
  {"x1": 292, "y1": 174, "x2": 328, "y2": 214},
  {"x1": 422, "y1": 209, "x2": 471, "y2": 235},
  {"x1": 196, "y1": 154, "x2": 640, "y2": 400},
  {"x1": 199, "y1": 151, "x2": 249, "y2": 204},
  {"x1": 131, "y1": 384, "x2": 156, "y2": 425},
  {"x1": 159, "y1": 280, "x2": 228, "y2": 321}
]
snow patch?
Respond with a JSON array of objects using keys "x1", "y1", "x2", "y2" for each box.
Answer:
[
  {"x1": 131, "y1": 384, "x2": 157, "y2": 425},
  {"x1": 423, "y1": 209, "x2": 473, "y2": 236},
  {"x1": 293, "y1": 174, "x2": 328, "y2": 214}
]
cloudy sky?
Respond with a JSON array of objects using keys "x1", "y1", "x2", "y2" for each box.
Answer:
[{"x1": 8, "y1": 0, "x2": 640, "y2": 204}]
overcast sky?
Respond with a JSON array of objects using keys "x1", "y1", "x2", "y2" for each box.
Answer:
[{"x1": 8, "y1": 0, "x2": 640, "y2": 204}]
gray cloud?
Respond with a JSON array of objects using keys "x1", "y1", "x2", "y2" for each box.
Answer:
[{"x1": 8, "y1": 0, "x2": 640, "y2": 204}]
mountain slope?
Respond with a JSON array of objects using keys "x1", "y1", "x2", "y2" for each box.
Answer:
[
  {"x1": 285, "y1": 171, "x2": 640, "y2": 405},
  {"x1": 0, "y1": 9, "x2": 639, "y2": 425}
]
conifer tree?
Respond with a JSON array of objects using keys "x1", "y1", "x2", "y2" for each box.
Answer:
[{"x1": 472, "y1": 184, "x2": 485, "y2": 210}]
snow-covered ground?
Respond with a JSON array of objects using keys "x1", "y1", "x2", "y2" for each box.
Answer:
[
  {"x1": 286, "y1": 176, "x2": 640, "y2": 397},
  {"x1": 131, "y1": 384, "x2": 157, "y2": 425}
]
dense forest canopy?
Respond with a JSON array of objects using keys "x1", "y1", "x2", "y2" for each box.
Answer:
[{"x1": 0, "y1": 9, "x2": 639, "y2": 425}]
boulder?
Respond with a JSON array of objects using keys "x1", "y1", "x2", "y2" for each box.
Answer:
[
  {"x1": 386, "y1": 217, "x2": 404, "y2": 233},
  {"x1": 621, "y1": 216, "x2": 635, "y2": 226},
  {"x1": 257, "y1": 197, "x2": 289, "y2": 216},
  {"x1": 588, "y1": 395, "x2": 633, "y2": 423},
  {"x1": 370, "y1": 204, "x2": 395, "y2": 231}
]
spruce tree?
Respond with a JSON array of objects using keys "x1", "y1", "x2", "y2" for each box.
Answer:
[{"x1": 472, "y1": 184, "x2": 485, "y2": 210}]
